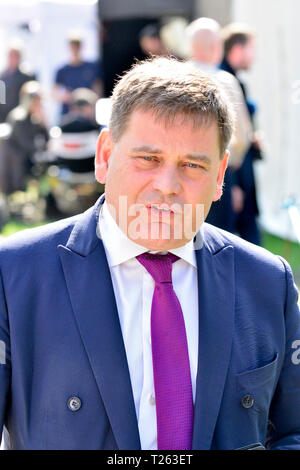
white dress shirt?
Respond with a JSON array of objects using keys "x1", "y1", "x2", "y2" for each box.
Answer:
[{"x1": 98, "y1": 201, "x2": 199, "y2": 450}]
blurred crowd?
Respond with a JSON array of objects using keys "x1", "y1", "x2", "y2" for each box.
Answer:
[
  {"x1": 0, "y1": 32, "x2": 104, "y2": 222},
  {"x1": 0, "y1": 17, "x2": 263, "y2": 245}
]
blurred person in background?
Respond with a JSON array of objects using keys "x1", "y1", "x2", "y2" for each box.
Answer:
[
  {"x1": 56, "y1": 87, "x2": 101, "y2": 174},
  {"x1": 60, "y1": 87, "x2": 100, "y2": 133},
  {"x1": 0, "y1": 81, "x2": 48, "y2": 198},
  {"x1": 138, "y1": 23, "x2": 169, "y2": 57},
  {"x1": 53, "y1": 32, "x2": 103, "y2": 119},
  {"x1": 186, "y1": 17, "x2": 253, "y2": 234},
  {"x1": 46, "y1": 87, "x2": 103, "y2": 217},
  {"x1": 0, "y1": 41, "x2": 36, "y2": 123},
  {"x1": 220, "y1": 23, "x2": 263, "y2": 245}
]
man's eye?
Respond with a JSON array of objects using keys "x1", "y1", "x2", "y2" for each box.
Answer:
[
  {"x1": 133, "y1": 156, "x2": 158, "y2": 167},
  {"x1": 141, "y1": 156, "x2": 155, "y2": 162},
  {"x1": 136, "y1": 156, "x2": 158, "y2": 164},
  {"x1": 186, "y1": 162, "x2": 201, "y2": 169}
]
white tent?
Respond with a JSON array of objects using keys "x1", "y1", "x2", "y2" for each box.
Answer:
[{"x1": 231, "y1": 0, "x2": 300, "y2": 242}]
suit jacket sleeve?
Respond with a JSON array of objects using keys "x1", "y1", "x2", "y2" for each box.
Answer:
[
  {"x1": 268, "y1": 257, "x2": 300, "y2": 449},
  {"x1": 0, "y1": 267, "x2": 11, "y2": 444}
]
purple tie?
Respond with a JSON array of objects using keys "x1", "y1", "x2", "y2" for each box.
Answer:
[{"x1": 136, "y1": 252, "x2": 194, "y2": 450}]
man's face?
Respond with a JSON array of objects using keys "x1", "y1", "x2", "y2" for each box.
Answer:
[
  {"x1": 69, "y1": 41, "x2": 81, "y2": 57},
  {"x1": 140, "y1": 37, "x2": 165, "y2": 56},
  {"x1": 8, "y1": 49, "x2": 20, "y2": 70},
  {"x1": 95, "y1": 109, "x2": 228, "y2": 250},
  {"x1": 239, "y1": 37, "x2": 255, "y2": 70}
]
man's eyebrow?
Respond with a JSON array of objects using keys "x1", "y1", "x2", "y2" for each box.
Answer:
[
  {"x1": 130, "y1": 146, "x2": 212, "y2": 165},
  {"x1": 184, "y1": 153, "x2": 212, "y2": 165},
  {"x1": 130, "y1": 145, "x2": 163, "y2": 154}
]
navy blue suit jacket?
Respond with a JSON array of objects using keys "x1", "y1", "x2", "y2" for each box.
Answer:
[{"x1": 0, "y1": 196, "x2": 299, "y2": 449}]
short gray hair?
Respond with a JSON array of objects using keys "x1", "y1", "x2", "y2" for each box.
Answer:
[{"x1": 109, "y1": 57, "x2": 234, "y2": 157}]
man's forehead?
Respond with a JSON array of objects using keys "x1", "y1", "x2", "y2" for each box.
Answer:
[
  {"x1": 119, "y1": 109, "x2": 220, "y2": 157},
  {"x1": 126, "y1": 107, "x2": 217, "y2": 132}
]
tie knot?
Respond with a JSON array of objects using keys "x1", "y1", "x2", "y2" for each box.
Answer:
[{"x1": 136, "y1": 252, "x2": 179, "y2": 284}]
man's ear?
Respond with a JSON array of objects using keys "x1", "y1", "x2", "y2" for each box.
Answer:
[
  {"x1": 95, "y1": 127, "x2": 113, "y2": 184},
  {"x1": 213, "y1": 150, "x2": 229, "y2": 202}
]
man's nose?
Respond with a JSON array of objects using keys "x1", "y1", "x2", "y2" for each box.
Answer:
[{"x1": 152, "y1": 165, "x2": 181, "y2": 195}]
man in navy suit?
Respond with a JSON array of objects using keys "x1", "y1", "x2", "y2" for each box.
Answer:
[
  {"x1": 0, "y1": 57, "x2": 299, "y2": 450},
  {"x1": 220, "y1": 23, "x2": 263, "y2": 245}
]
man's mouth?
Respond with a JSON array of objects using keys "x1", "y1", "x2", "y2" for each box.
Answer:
[
  {"x1": 149, "y1": 204, "x2": 172, "y2": 212},
  {"x1": 146, "y1": 203, "x2": 182, "y2": 215}
]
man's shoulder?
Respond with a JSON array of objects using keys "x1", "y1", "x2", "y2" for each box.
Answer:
[
  {"x1": 215, "y1": 69, "x2": 240, "y2": 88},
  {"x1": 18, "y1": 69, "x2": 35, "y2": 81},
  {"x1": 59, "y1": 62, "x2": 92, "y2": 71},
  {"x1": 55, "y1": 64, "x2": 71, "y2": 79},
  {"x1": 0, "y1": 215, "x2": 80, "y2": 260},
  {"x1": 56, "y1": 63, "x2": 70, "y2": 72},
  {"x1": 80, "y1": 60, "x2": 96, "y2": 69},
  {"x1": 203, "y1": 223, "x2": 286, "y2": 273}
]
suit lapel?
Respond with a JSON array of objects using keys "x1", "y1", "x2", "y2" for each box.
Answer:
[
  {"x1": 58, "y1": 198, "x2": 234, "y2": 451},
  {"x1": 192, "y1": 233, "x2": 235, "y2": 449},
  {"x1": 58, "y1": 198, "x2": 141, "y2": 450}
]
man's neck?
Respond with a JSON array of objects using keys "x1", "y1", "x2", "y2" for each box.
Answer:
[
  {"x1": 6, "y1": 65, "x2": 18, "y2": 74},
  {"x1": 70, "y1": 57, "x2": 83, "y2": 66},
  {"x1": 220, "y1": 57, "x2": 236, "y2": 76}
]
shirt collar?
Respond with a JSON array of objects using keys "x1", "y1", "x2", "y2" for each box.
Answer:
[
  {"x1": 189, "y1": 60, "x2": 218, "y2": 75},
  {"x1": 98, "y1": 200, "x2": 197, "y2": 268}
]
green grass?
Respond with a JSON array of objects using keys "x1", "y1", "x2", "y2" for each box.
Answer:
[
  {"x1": 1, "y1": 220, "x2": 300, "y2": 281},
  {"x1": 1, "y1": 220, "x2": 45, "y2": 238},
  {"x1": 1, "y1": 221, "x2": 299, "y2": 265},
  {"x1": 262, "y1": 233, "x2": 300, "y2": 276}
]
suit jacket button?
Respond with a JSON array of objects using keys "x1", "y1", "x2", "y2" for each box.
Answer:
[
  {"x1": 67, "y1": 396, "x2": 82, "y2": 412},
  {"x1": 241, "y1": 394, "x2": 254, "y2": 409}
]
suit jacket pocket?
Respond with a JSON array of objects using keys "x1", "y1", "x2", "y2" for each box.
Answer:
[{"x1": 236, "y1": 353, "x2": 279, "y2": 414}]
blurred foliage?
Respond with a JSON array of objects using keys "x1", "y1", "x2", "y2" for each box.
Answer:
[
  {"x1": 1, "y1": 220, "x2": 45, "y2": 237},
  {"x1": 262, "y1": 233, "x2": 300, "y2": 274}
]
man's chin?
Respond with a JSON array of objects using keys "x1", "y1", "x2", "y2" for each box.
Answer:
[
  {"x1": 131, "y1": 236, "x2": 190, "y2": 252},
  {"x1": 125, "y1": 219, "x2": 200, "y2": 251}
]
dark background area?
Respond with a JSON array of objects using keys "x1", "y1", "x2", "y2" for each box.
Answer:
[{"x1": 98, "y1": 0, "x2": 194, "y2": 96}]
